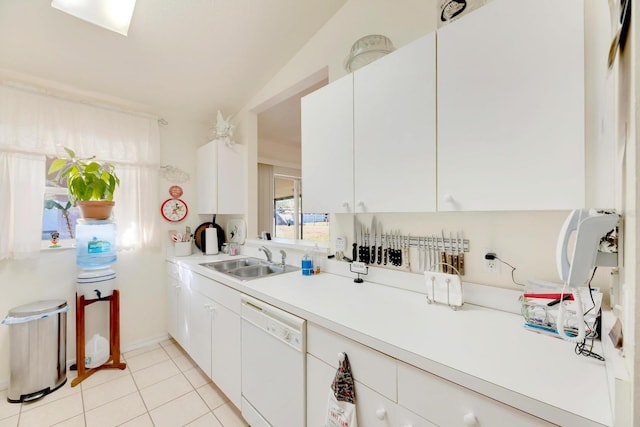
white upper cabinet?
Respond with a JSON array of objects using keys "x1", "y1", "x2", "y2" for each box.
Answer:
[
  {"x1": 196, "y1": 140, "x2": 246, "y2": 214},
  {"x1": 354, "y1": 32, "x2": 437, "y2": 213},
  {"x1": 302, "y1": 32, "x2": 437, "y2": 214},
  {"x1": 301, "y1": 73, "x2": 354, "y2": 213},
  {"x1": 437, "y1": 0, "x2": 585, "y2": 211}
]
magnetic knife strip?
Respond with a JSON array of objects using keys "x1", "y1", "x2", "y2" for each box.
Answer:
[{"x1": 353, "y1": 228, "x2": 469, "y2": 276}]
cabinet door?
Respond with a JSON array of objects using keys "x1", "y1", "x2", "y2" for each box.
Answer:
[
  {"x1": 166, "y1": 274, "x2": 179, "y2": 340},
  {"x1": 397, "y1": 361, "x2": 553, "y2": 426},
  {"x1": 353, "y1": 32, "x2": 436, "y2": 213},
  {"x1": 187, "y1": 289, "x2": 213, "y2": 378},
  {"x1": 307, "y1": 354, "x2": 436, "y2": 427},
  {"x1": 301, "y1": 73, "x2": 354, "y2": 213},
  {"x1": 437, "y1": 0, "x2": 584, "y2": 211},
  {"x1": 217, "y1": 142, "x2": 246, "y2": 214},
  {"x1": 169, "y1": 265, "x2": 190, "y2": 350},
  {"x1": 196, "y1": 141, "x2": 218, "y2": 214},
  {"x1": 211, "y1": 302, "x2": 241, "y2": 407}
]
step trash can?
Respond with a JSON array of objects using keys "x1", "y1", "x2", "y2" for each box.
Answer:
[{"x1": 2, "y1": 300, "x2": 69, "y2": 403}]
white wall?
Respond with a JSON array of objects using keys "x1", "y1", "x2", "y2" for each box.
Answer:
[{"x1": 0, "y1": 73, "x2": 212, "y2": 387}]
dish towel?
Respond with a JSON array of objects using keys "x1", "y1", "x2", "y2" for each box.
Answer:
[{"x1": 325, "y1": 353, "x2": 358, "y2": 427}]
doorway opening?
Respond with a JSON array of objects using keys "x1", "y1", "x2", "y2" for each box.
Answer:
[{"x1": 255, "y1": 69, "x2": 330, "y2": 243}]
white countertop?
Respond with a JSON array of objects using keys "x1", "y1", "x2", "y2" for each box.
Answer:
[{"x1": 169, "y1": 253, "x2": 613, "y2": 426}]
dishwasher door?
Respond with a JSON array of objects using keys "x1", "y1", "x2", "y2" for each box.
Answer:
[{"x1": 241, "y1": 295, "x2": 306, "y2": 427}]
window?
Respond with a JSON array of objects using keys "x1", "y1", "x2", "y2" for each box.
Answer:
[
  {"x1": 42, "y1": 156, "x2": 80, "y2": 244},
  {"x1": 0, "y1": 83, "x2": 161, "y2": 260},
  {"x1": 273, "y1": 175, "x2": 329, "y2": 242}
]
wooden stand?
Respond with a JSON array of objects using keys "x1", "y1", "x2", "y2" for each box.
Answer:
[{"x1": 71, "y1": 289, "x2": 126, "y2": 387}]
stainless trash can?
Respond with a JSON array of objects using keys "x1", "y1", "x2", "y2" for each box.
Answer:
[{"x1": 2, "y1": 300, "x2": 69, "y2": 403}]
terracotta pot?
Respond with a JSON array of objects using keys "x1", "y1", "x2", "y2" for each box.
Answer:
[{"x1": 77, "y1": 201, "x2": 115, "y2": 220}]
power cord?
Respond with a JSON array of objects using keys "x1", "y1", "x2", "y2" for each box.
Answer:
[
  {"x1": 484, "y1": 253, "x2": 524, "y2": 286},
  {"x1": 574, "y1": 268, "x2": 605, "y2": 361}
]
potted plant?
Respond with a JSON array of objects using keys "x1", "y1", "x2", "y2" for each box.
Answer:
[{"x1": 48, "y1": 147, "x2": 120, "y2": 220}]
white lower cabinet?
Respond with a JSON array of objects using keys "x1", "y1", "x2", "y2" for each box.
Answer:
[
  {"x1": 307, "y1": 323, "x2": 434, "y2": 427},
  {"x1": 187, "y1": 289, "x2": 214, "y2": 378},
  {"x1": 397, "y1": 361, "x2": 553, "y2": 426},
  {"x1": 166, "y1": 261, "x2": 191, "y2": 349},
  {"x1": 307, "y1": 352, "x2": 434, "y2": 427},
  {"x1": 165, "y1": 266, "x2": 241, "y2": 408},
  {"x1": 166, "y1": 262, "x2": 180, "y2": 341},
  {"x1": 210, "y1": 302, "x2": 241, "y2": 407},
  {"x1": 307, "y1": 323, "x2": 553, "y2": 427}
]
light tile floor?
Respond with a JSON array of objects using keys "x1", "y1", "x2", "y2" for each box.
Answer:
[{"x1": 0, "y1": 339, "x2": 249, "y2": 427}]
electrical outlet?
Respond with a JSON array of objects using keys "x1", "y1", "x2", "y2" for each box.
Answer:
[{"x1": 484, "y1": 250, "x2": 500, "y2": 273}]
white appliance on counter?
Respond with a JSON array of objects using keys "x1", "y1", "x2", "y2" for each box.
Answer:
[
  {"x1": 240, "y1": 295, "x2": 306, "y2": 427},
  {"x1": 555, "y1": 208, "x2": 619, "y2": 342}
]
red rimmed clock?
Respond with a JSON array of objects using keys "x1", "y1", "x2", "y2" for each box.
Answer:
[{"x1": 160, "y1": 198, "x2": 188, "y2": 222}]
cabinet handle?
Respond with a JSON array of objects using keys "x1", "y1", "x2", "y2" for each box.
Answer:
[
  {"x1": 463, "y1": 412, "x2": 478, "y2": 426},
  {"x1": 375, "y1": 408, "x2": 386, "y2": 420},
  {"x1": 341, "y1": 201, "x2": 350, "y2": 209},
  {"x1": 443, "y1": 194, "x2": 454, "y2": 203}
]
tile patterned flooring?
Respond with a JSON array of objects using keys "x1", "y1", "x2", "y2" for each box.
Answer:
[{"x1": 0, "y1": 339, "x2": 249, "y2": 427}]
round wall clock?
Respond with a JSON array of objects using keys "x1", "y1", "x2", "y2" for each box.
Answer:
[{"x1": 161, "y1": 198, "x2": 188, "y2": 222}]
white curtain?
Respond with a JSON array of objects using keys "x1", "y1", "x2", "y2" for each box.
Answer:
[{"x1": 0, "y1": 84, "x2": 161, "y2": 260}]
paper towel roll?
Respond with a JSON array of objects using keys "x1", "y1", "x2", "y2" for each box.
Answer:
[{"x1": 205, "y1": 227, "x2": 219, "y2": 255}]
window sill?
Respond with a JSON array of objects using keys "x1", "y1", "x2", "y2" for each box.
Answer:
[
  {"x1": 40, "y1": 239, "x2": 75, "y2": 252},
  {"x1": 245, "y1": 237, "x2": 329, "y2": 251}
]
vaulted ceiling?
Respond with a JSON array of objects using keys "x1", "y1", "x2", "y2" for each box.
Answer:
[{"x1": 0, "y1": 0, "x2": 347, "y2": 123}]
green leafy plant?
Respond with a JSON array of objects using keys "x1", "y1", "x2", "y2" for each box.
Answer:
[
  {"x1": 44, "y1": 199, "x2": 74, "y2": 238},
  {"x1": 48, "y1": 147, "x2": 120, "y2": 204}
]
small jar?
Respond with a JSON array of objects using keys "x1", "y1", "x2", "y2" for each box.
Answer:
[
  {"x1": 229, "y1": 243, "x2": 239, "y2": 256},
  {"x1": 221, "y1": 243, "x2": 229, "y2": 254}
]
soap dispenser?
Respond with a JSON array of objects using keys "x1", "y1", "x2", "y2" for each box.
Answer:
[{"x1": 302, "y1": 249, "x2": 313, "y2": 276}]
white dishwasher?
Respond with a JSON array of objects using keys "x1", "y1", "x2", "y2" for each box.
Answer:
[{"x1": 241, "y1": 295, "x2": 306, "y2": 427}]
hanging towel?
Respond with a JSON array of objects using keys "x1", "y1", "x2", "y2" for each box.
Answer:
[{"x1": 325, "y1": 353, "x2": 358, "y2": 427}]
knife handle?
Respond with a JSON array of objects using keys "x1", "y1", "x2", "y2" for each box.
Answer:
[
  {"x1": 458, "y1": 253, "x2": 465, "y2": 275},
  {"x1": 441, "y1": 251, "x2": 447, "y2": 273},
  {"x1": 383, "y1": 248, "x2": 387, "y2": 265},
  {"x1": 377, "y1": 247, "x2": 382, "y2": 264},
  {"x1": 371, "y1": 245, "x2": 376, "y2": 263},
  {"x1": 352, "y1": 243, "x2": 357, "y2": 263}
]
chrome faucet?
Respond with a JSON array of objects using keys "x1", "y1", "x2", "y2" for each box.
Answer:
[
  {"x1": 259, "y1": 246, "x2": 272, "y2": 263},
  {"x1": 279, "y1": 250, "x2": 287, "y2": 268}
]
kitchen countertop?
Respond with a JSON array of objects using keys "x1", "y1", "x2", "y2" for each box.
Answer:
[{"x1": 169, "y1": 253, "x2": 614, "y2": 426}]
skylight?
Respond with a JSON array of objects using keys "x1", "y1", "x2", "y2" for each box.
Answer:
[{"x1": 51, "y1": 0, "x2": 137, "y2": 36}]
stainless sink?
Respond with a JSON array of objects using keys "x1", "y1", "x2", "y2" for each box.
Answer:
[
  {"x1": 228, "y1": 264, "x2": 284, "y2": 278},
  {"x1": 200, "y1": 257, "x2": 299, "y2": 280},
  {"x1": 201, "y1": 257, "x2": 261, "y2": 272}
]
